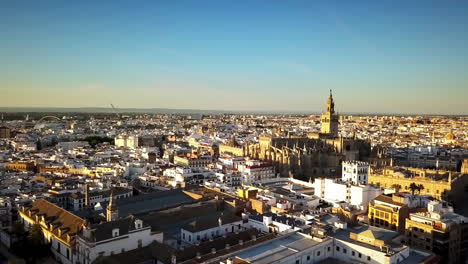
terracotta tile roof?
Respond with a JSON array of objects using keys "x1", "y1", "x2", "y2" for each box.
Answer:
[{"x1": 22, "y1": 199, "x2": 85, "y2": 245}]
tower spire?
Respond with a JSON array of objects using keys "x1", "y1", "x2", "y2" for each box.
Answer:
[
  {"x1": 321, "y1": 90, "x2": 339, "y2": 138},
  {"x1": 106, "y1": 190, "x2": 119, "y2": 222},
  {"x1": 109, "y1": 190, "x2": 114, "y2": 207}
]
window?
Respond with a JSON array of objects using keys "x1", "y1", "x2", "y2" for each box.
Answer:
[
  {"x1": 183, "y1": 233, "x2": 185, "y2": 239},
  {"x1": 296, "y1": 261, "x2": 299, "y2": 264},
  {"x1": 358, "y1": 253, "x2": 362, "y2": 258},
  {"x1": 336, "y1": 246, "x2": 340, "y2": 252},
  {"x1": 343, "y1": 248, "x2": 347, "y2": 254},
  {"x1": 138, "y1": 239, "x2": 142, "y2": 248},
  {"x1": 317, "y1": 251, "x2": 321, "y2": 256},
  {"x1": 307, "y1": 256, "x2": 310, "y2": 260},
  {"x1": 352, "y1": 251, "x2": 355, "y2": 256},
  {"x1": 367, "y1": 256, "x2": 371, "y2": 261},
  {"x1": 327, "y1": 247, "x2": 331, "y2": 252},
  {"x1": 57, "y1": 242, "x2": 61, "y2": 252},
  {"x1": 66, "y1": 248, "x2": 70, "y2": 259}
]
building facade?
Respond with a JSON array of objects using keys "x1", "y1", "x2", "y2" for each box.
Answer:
[
  {"x1": 368, "y1": 194, "x2": 410, "y2": 234},
  {"x1": 369, "y1": 167, "x2": 467, "y2": 200},
  {"x1": 405, "y1": 200, "x2": 468, "y2": 264},
  {"x1": 342, "y1": 161, "x2": 369, "y2": 185},
  {"x1": 173, "y1": 155, "x2": 212, "y2": 169}
]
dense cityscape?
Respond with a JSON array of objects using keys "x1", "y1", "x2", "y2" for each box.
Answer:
[
  {"x1": 2, "y1": 1, "x2": 468, "y2": 264},
  {"x1": 0, "y1": 92, "x2": 467, "y2": 264}
]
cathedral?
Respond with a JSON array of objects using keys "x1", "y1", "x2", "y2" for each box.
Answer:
[{"x1": 245, "y1": 91, "x2": 371, "y2": 179}]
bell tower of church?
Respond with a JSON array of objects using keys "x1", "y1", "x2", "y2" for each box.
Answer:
[
  {"x1": 106, "y1": 191, "x2": 119, "y2": 222},
  {"x1": 320, "y1": 90, "x2": 339, "y2": 138}
]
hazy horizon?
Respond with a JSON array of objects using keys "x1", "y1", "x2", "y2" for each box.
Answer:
[
  {"x1": 1, "y1": 1, "x2": 468, "y2": 114},
  {"x1": 1, "y1": 106, "x2": 466, "y2": 117}
]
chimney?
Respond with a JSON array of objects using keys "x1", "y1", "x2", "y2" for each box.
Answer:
[
  {"x1": 225, "y1": 243, "x2": 230, "y2": 250},
  {"x1": 226, "y1": 258, "x2": 233, "y2": 264},
  {"x1": 239, "y1": 239, "x2": 243, "y2": 246},
  {"x1": 211, "y1": 248, "x2": 217, "y2": 254}
]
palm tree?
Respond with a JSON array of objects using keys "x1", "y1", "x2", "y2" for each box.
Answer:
[
  {"x1": 409, "y1": 182, "x2": 418, "y2": 195},
  {"x1": 417, "y1": 184, "x2": 425, "y2": 194},
  {"x1": 391, "y1": 184, "x2": 402, "y2": 192}
]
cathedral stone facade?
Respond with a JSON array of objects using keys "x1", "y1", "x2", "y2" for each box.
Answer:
[{"x1": 245, "y1": 91, "x2": 371, "y2": 179}]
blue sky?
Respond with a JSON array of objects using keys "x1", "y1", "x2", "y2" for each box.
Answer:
[{"x1": 1, "y1": 0, "x2": 467, "y2": 114}]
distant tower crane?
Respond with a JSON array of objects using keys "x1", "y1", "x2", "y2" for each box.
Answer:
[{"x1": 110, "y1": 103, "x2": 122, "y2": 119}]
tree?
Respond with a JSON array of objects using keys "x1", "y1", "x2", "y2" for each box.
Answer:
[
  {"x1": 409, "y1": 182, "x2": 418, "y2": 195},
  {"x1": 36, "y1": 139, "x2": 42, "y2": 151},
  {"x1": 417, "y1": 184, "x2": 425, "y2": 194},
  {"x1": 27, "y1": 224, "x2": 44, "y2": 247},
  {"x1": 11, "y1": 221, "x2": 25, "y2": 235},
  {"x1": 15, "y1": 223, "x2": 51, "y2": 263},
  {"x1": 80, "y1": 136, "x2": 114, "y2": 148},
  {"x1": 391, "y1": 184, "x2": 402, "y2": 192}
]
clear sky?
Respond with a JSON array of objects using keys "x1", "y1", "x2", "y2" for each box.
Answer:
[{"x1": 1, "y1": 0, "x2": 467, "y2": 114}]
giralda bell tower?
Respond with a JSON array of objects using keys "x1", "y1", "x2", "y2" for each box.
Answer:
[{"x1": 320, "y1": 90, "x2": 339, "y2": 138}]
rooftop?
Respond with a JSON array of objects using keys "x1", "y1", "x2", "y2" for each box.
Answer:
[{"x1": 234, "y1": 232, "x2": 328, "y2": 264}]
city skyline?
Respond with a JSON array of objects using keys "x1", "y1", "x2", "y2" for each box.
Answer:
[{"x1": 1, "y1": 1, "x2": 468, "y2": 114}]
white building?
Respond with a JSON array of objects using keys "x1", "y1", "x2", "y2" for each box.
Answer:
[
  {"x1": 216, "y1": 172, "x2": 242, "y2": 187},
  {"x1": 333, "y1": 226, "x2": 412, "y2": 264},
  {"x1": 57, "y1": 141, "x2": 90, "y2": 151},
  {"x1": 238, "y1": 160, "x2": 275, "y2": 185},
  {"x1": 220, "y1": 232, "x2": 334, "y2": 264},
  {"x1": 218, "y1": 156, "x2": 246, "y2": 169},
  {"x1": 76, "y1": 216, "x2": 163, "y2": 264},
  {"x1": 181, "y1": 214, "x2": 245, "y2": 245},
  {"x1": 163, "y1": 167, "x2": 216, "y2": 187},
  {"x1": 246, "y1": 213, "x2": 305, "y2": 234},
  {"x1": 114, "y1": 135, "x2": 138, "y2": 149},
  {"x1": 314, "y1": 178, "x2": 382, "y2": 210},
  {"x1": 342, "y1": 161, "x2": 369, "y2": 185}
]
